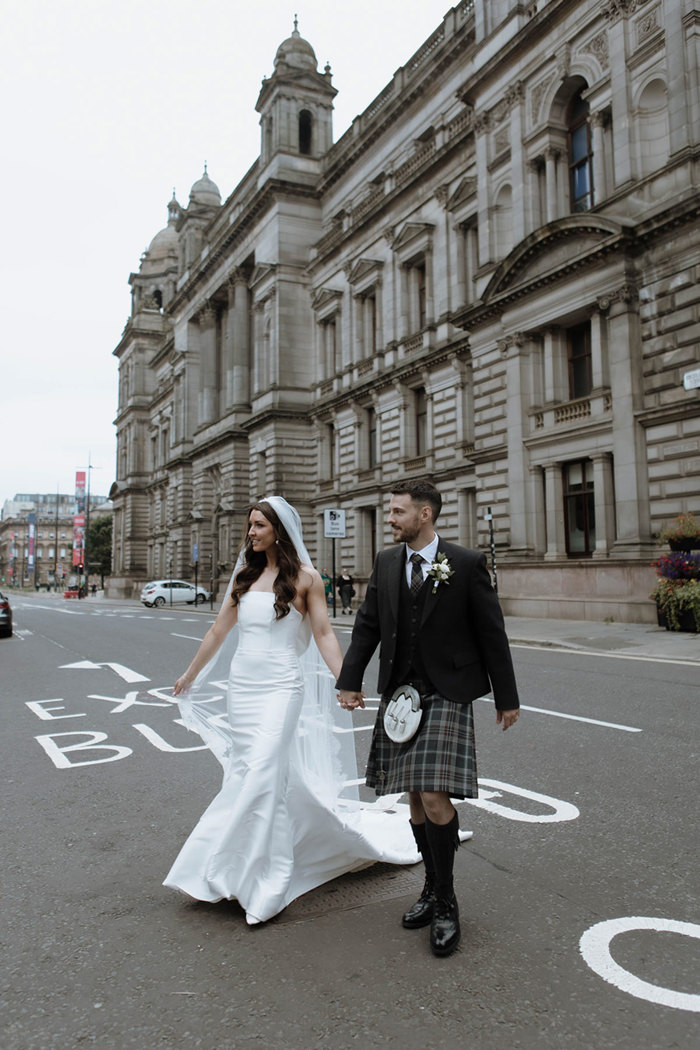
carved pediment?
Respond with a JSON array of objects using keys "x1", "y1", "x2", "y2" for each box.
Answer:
[
  {"x1": 249, "y1": 263, "x2": 277, "y2": 290},
  {"x1": 312, "y1": 286, "x2": 343, "y2": 314},
  {"x1": 392, "y1": 222, "x2": 435, "y2": 258},
  {"x1": 348, "y1": 258, "x2": 383, "y2": 288},
  {"x1": 447, "y1": 176, "x2": 477, "y2": 212},
  {"x1": 484, "y1": 216, "x2": 633, "y2": 301}
]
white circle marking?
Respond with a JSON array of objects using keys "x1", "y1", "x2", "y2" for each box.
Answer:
[{"x1": 579, "y1": 916, "x2": 700, "y2": 1012}]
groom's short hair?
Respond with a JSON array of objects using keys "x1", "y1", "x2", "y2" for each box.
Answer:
[{"x1": 391, "y1": 479, "x2": 442, "y2": 524}]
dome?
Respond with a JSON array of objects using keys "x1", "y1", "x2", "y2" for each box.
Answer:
[
  {"x1": 146, "y1": 223, "x2": 177, "y2": 261},
  {"x1": 274, "y1": 20, "x2": 317, "y2": 72},
  {"x1": 189, "y1": 166, "x2": 221, "y2": 207}
]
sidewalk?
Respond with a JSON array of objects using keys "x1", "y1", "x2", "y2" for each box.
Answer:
[{"x1": 331, "y1": 609, "x2": 700, "y2": 663}]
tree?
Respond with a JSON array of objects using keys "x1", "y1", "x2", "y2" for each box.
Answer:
[{"x1": 88, "y1": 516, "x2": 112, "y2": 582}]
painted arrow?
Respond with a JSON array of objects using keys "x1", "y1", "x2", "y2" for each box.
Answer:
[{"x1": 60, "y1": 660, "x2": 150, "y2": 683}]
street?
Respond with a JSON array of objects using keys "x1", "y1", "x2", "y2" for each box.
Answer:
[{"x1": 2, "y1": 595, "x2": 699, "y2": 1050}]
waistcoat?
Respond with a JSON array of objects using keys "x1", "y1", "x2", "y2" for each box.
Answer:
[{"x1": 390, "y1": 572, "x2": 432, "y2": 691}]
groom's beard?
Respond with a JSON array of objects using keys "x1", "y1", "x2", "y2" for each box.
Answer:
[{"x1": 391, "y1": 521, "x2": 421, "y2": 544}]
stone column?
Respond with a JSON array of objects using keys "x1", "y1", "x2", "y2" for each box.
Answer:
[
  {"x1": 543, "y1": 326, "x2": 564, "y2": 403},
  {"x1": 198, "y1": 303, "x2": 217, "y2": 426},
  {"x1": 590, "y1": 304, "x2": 609, "y2": 390},
  {"x1": 591, "y1": 451, "x2": 616, "y2": 558},
  {"x1": 544, "y1": 147, "x2": 560, "y2": 223},
  {"x1": 608, "y1": 16, "x2": 633, "y2": 186},
  {"x1": 529, "y1": 465, "x2": 546, "y2": 556},
  {"x1": 663, "y1": 0, "x2": 697, "y2": 155},
  {"x1": 607, "y1": 289, "x2": 650, "y2": 550},
  {"x1": 503, "y1": 335, "x2": 533, "y2": 555},
  {"x1": 474, "y1": 114, "x2": 491, "y2": 264},
  {"x1": 591, "y1": 112, "x2": 607, "y2": 203},
  {"x1": 509, "y1": 85, "x2": 526, "y2": 244},
  {"x1": 374, "y1": 279, "x2": 384, "y2": 353},
  {"x1": 454, "y1": 225, "x2": 467, "y2": 309},
  {"x1": 544, "y1": 462, "x2": 566, "y2": 560},
  {"x1": 527, "y1": 159, "x2": 542, "y2": 233},
  {"x1": 231, "y1": 270, "x2": 250, "y2": 407},
  {"x1": 252, "y1": 301, "x2": 265, "y2": 395}
]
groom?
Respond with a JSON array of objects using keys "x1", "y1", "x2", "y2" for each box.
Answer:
[{"x1": 336, "y1": 479, "x2": 519, "y2": 957}]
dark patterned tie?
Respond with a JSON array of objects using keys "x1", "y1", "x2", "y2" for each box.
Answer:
[{"x1": 410, "y1": 552, "x2": 424, "y2": 595}]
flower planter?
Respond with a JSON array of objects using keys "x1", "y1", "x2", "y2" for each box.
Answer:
[
  {"x1": 656, "y1": 606, "x2": 699, "y2": 632},
  {"x1": 668, "y1": 539, "x2": 700, "y2": 552}
]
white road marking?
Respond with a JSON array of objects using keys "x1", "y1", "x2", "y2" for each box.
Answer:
[
  {"x1": 465, "y1": 778, "x2": 579, "y2": 823},
  {"x1": 511, "y1": 642, "x2": 700, "y2": 668},
  {"x1": 60, "y1": 660, "x2": 150, "y2": 683},
  {"x1": 172, "y1": 633, "x2": 205, "y2": 642},
  {"x1": 580, "y1": 917, "x2": 700, "y2": 1012},
  {"x1": 475, "y1": 696, "x2": 641, "y2": 733}
]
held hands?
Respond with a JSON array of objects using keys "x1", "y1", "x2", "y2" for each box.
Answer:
[
  {"x1": 337, "y1": 689, "x2": 365, "y2": 711},
  {"x1": 496, "y1": 708, "x2": 519, "y2": 731}
]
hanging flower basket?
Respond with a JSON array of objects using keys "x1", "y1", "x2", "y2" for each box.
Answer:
[{"x1": 660, "y1": 512, "x2": 700, "y2": 551}]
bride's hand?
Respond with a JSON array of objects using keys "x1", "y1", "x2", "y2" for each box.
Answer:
[{"x1": 173, "y1": 674, "x2": 193, "y2": 697}]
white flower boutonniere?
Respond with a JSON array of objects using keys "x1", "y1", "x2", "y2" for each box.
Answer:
[{"x1": 427, "y1": 552, "x2": 454, "y2": 593}]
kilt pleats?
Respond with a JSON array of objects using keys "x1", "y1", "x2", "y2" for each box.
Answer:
[{"x1": 365, "y1": 692, "x2": 478, "y2": 799}]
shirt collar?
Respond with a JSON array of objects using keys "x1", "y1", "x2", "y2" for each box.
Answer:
[{"x1": 405, "y1": 534, "x2": 439, "y2": 565}]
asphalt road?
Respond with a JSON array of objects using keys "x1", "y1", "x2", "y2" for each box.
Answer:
[{"x1": 2, "y1": 595, "x2": 699, "y2": 1050}]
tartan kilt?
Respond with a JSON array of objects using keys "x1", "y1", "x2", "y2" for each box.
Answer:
[{"x1": 365, "y1": 690, "x2": 478, "y2": 799}]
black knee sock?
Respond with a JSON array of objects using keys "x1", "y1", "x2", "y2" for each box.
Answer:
[
  {"x1": 409, "y1": 820, "x2": 435, "y2": 885},
  {"x1": 424, "y1": 811, "x2": 460, "y2": 900}
]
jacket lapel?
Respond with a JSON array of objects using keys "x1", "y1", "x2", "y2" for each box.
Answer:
[
  {"x1": 386, "y1": 545, "x2": 403, "y2": 623},
  {"x1": 420, "y1": 536, "x2": 446, "y2": 627}
]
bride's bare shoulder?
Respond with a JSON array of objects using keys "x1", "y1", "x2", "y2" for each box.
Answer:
[{"x1": 297, "y1": 564, "x2": 320, "y2": 591}]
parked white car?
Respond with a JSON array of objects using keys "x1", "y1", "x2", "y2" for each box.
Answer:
[{"x1": 140, "y1": 579, "x2": 211, "y2": 608}]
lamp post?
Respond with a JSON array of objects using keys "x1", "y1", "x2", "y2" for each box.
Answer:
[
  {"x1": 53, "y1": 487, "x2": 59, "y2": 590},
  {"x1": 84, "y1": 457, "x2": 92, "y2": 597}
]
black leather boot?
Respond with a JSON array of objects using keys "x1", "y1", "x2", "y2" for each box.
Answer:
[
  {"x1": 402, "y1": 821, "x2": 435, "y2": 929},
  {"x1": 425, "y1": 811, "x2": 461, "y2": 957}
]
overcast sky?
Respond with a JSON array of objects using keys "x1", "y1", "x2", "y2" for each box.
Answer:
[{"x1": 0, "y1": 0, "x2": 448, "y2": 509}]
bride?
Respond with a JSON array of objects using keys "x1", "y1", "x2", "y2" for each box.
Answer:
[{"x1": 164, "y1": 496, "x2": 421, "y2": 924}]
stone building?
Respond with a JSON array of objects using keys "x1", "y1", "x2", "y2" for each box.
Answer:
[
  {"x1": 108, "y1": 0, "x2": 700, "y2": 621},
  {"x1": 0, "y1": 493, "x2": 110, "y2": 588}
]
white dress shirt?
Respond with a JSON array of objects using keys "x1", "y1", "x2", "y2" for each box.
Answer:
[{"x1": 404, "y1": 534, "x2": 439, "y2": 588}]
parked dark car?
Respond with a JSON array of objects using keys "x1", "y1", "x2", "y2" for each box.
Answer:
[{"x1": 0, "y1": 591, "x2": 13, "y2": 638}]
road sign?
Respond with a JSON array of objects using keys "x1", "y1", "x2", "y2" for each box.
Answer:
[
  {"x1": 683, "y1": 368, "x2": 700, "y2": 391},
  {"x1": 192, "y1": 543, "x2": 199, "y2": 562},
  {"x1": 324, "y1": 508, "x2": 346, "y2": 538}
]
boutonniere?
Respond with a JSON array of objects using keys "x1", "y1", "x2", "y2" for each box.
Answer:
[{"x1": 427, "y1": 553, "x2": 454, "y2": 593}]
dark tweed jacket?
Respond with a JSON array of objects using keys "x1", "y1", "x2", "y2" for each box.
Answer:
[{"x1": 336, "y1": 538, "x2": 520, "y2": 711}]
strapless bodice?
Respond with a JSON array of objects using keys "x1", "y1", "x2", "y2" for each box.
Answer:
[{"x1": 236, "y1": 591, "x2": 303, "y2": 653}]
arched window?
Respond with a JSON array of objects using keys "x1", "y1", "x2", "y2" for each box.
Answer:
[
  {"x1": 153, "y1": 289, "x2": 163, "y2": 309},
  {"x1": 299, "y1": 110, "x2": 312, "y2": 155},
  {"x1": 568, "y1": 90, "x2": 593, "y2": 211}
]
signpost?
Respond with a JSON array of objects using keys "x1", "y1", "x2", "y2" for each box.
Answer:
[
  {"x1": 323, "y1": 509, "x2": 346, "y2": 617},
  {"x1": 193, "y1": 544, "x2": 199, "y2": 603},
  {"x1": 485, "y1": 506, "x2": 498, "y2": 595},
  {"x1": 683, "y1": 368, "x2": 700, "y2": 391}
]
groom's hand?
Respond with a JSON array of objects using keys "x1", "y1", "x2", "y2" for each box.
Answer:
[
  {"x1": 338, "y1": 690, "x2": 366, "y2": 710},
  {"x1": 496, "y1": 708, "x2": 519, "y2": 731}
]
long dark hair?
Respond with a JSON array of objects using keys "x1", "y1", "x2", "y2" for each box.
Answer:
[{"x1": 230, "y1": 501, "x2": 301, "y2": 619}]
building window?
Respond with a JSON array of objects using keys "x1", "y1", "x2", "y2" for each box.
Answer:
[
  {"x1": 568, "y1": 90, "x2": 593, "y2": 211},
  {"x1": 564, "y1": 459, "x2": 595, "y2": 555},
  {"x1": 415, "y1": 387, "x2": 428, "y2": 457},
  {"x1": 368, "y1": 406, "x2": 378, "y2": 468},
  {"x1": 415, "y1": 261, "x2": 426, "y2": 329},
  {"x1": 567, "y1": 323, "x2": 592, "y2": 399},
  {"x1": 299, "y1": 110, "x2": 312, "y2": 155}
]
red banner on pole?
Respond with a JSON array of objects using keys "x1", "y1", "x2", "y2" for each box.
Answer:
[{"x1": 73, "y1": 471, "x2": 86, "y2": 567}]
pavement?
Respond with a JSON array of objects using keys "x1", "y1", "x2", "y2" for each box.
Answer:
[{"x1": 333, "y1": 607, "x2": 700, "y2": 662}]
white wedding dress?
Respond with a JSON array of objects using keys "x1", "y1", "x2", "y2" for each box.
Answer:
[{"x1": 164, "y1": 591, "x2": 424, "y2": 923}]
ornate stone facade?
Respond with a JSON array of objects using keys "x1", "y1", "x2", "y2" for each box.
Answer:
[{"x1": 108, "y1": 1, "x2": 700, "y2": 622}]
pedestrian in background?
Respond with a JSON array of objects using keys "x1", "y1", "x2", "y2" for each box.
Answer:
[{"x1": 336, "y1": 568, "x2": 355, "y2": 614}]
